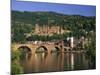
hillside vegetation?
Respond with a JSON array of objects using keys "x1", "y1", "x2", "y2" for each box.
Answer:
[{"x1": 11, "y1": 10, "x2": 95, "y2": 43}]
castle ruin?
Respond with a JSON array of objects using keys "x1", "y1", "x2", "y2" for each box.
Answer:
[{"x1": 34, "y1": 24, "x2": 66, "y2": 36}]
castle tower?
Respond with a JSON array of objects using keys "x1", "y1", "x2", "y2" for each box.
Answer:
[{"x1": 35, "y1": 24, "x2": 40, "y2": 34}]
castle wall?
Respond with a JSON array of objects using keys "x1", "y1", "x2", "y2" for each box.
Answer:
[{"x1": 34, "y1": 24, "x2": 64, "y2": 36}]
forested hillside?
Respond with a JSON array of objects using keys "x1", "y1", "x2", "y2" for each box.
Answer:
[{"x1": 11, "y1": 10, "x2": 95, "y2": 43}]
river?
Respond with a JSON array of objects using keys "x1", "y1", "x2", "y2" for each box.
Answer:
[{"x1": 19, "y1": 52, "x2": 93, "y2": 74}]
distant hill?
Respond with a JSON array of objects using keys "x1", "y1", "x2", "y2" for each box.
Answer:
[{"x1": 11, "y1": 10, "x2": 95, "y2": 26}]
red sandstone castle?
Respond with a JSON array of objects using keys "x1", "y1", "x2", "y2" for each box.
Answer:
[{"x1": 34, "y1": 24, "x2": 70, "y2": 36}]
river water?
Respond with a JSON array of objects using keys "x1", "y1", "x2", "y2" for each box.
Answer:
[{"x1": 19, "y1": 52, "x2": 93, "y2": 74}]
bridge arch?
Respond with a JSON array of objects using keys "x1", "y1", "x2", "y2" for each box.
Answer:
[
  {"x1": 36, "y1": 46, "x2": 48, "y2": 53},
  {"x1": 51, "y1": 46, "x2": 61, "y2": 53},
  {"x1": 18, "y1": 46, "x2": 32, "y2": 54}
]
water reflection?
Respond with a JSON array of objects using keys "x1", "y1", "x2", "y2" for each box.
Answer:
[
  {"x1": 71, "y1": 53, "x2": 74, "y2": 70},
  {"x1": 19, "y1": 53, "x2": 32, "y2": 61},
  {"x1": 34, "y1": 53, "x2": 47, "y2": 72},
  {"x1": 35, "y1": 53, "x2": 47, "y2": 61},
  {"x1": 19, "y1": 51, "x2": 92, "y2": 74}
]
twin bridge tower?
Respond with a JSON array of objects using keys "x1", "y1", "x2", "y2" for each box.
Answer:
[{"x1": 12, "y1": 41, "x2": 72, "y2": 55}]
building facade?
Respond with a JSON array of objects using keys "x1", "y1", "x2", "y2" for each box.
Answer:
[{"x1": 34, "y1": 24, "x2": 68, "y2": 36}]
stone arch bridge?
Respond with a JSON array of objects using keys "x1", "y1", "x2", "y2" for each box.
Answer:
[{"x1": 12, "y1": 42, "x2": 70, "y2": 54}]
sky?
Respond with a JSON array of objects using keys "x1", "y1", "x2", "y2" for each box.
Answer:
[{"x1": 11, "y1": 0, "x2": 96, "y2": 16}]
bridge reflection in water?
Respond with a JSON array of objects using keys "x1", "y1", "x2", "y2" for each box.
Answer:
[{"x1": 18, "y1": 48, "x2": 91, "y2": 74}]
